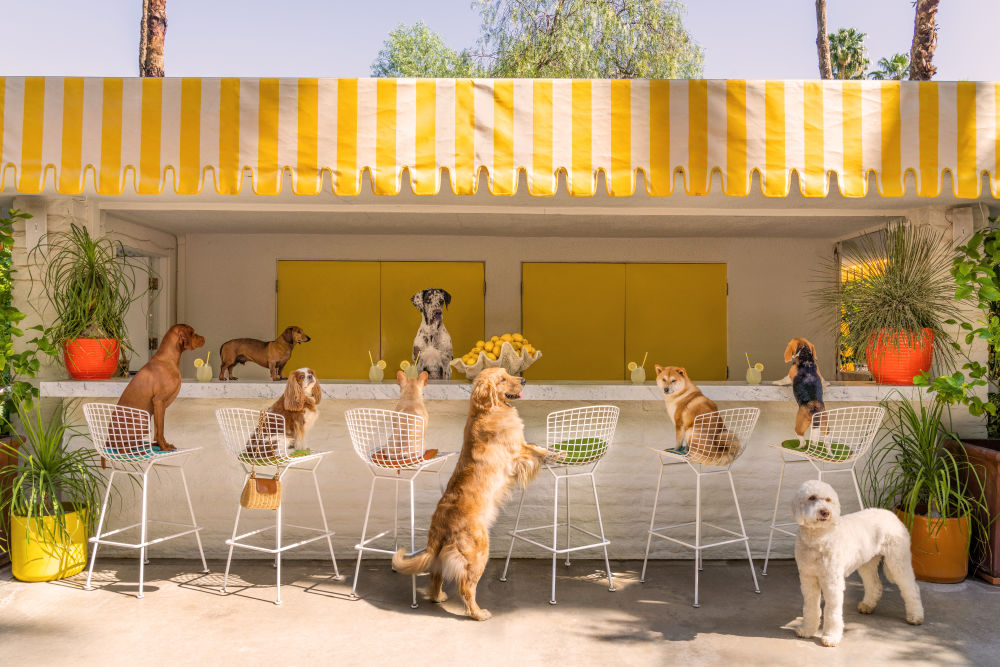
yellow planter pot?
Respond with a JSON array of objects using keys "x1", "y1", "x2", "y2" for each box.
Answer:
[
  {"x1": 9, "y1": 511, "x2": 88, "y2": 582},
  {"x1": 897, "y1": 510, "x2": 970, "y2": 584}
]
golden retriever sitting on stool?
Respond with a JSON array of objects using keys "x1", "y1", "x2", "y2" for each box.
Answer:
[{"x1": 392, "y1": 368, "x2": 553, "y2": 620}]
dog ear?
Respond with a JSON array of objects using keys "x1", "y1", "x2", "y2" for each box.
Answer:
[
  {"x1": 173, "y1": 325, "x2": 190, "y2": 351},
  {"x1": 442, "y1": 290, "x2": 452, "y2": 308},
  {"x1": 470, "y1": 372, "x2": 500, "y2": 412},
  {"x1": 310, "y1": 378, "x2": 322, "y2": 404},
  {"x1": 654, "y1": 364, "x2": 664, "y2": 374},
  {"x1": 807, "y1": 339, "x2": 818, "y2": 360},
  {"x1": 411, "y1": 291, "x2": 423, "y2": 311},
  {"x1": 783, "y1": 340, "x2": 798, "y2": 363},
  {"x1": 282, "y1": 327, "x2": 295, "y2": 343},
  {"x1": 283, "y1": 373, "x2": 307, "y2": 412},
  {"x1": 418, "y1": 371, "x2": 429, "y2": 386},
  {"x1": 396, "y1": 370, "x2": 407, "y2": 386},
  {"x1": 677, "y1": 367, "x2": 686, "y2": 377}
]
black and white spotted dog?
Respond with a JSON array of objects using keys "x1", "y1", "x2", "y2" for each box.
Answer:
[{"x1": 412, "y1": 288, "x2": 453, "y2": 380}]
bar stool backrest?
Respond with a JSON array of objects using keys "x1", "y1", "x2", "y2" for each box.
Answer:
[
  {"x1": 545, "y1": 405, "x2": 620, "y2": 466},
  {"x1": 216, "y1": 407, "x2": 292, "y2": 466},
  {"x1": 687, "y1": 407, "x2": 760, "y2": 465},
  {"x1": 807, "y1": 405, "x2": 885, "y2": 463},
  {"x1": 83, "y1": 403, "x2": 156, "y2": 460},
  {"x1": 345, "y1": 407, "x2": 427, "y2": 469}
]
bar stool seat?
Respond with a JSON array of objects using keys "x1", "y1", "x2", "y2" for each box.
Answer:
[
  {"x1": 216, "y1": 407, "x2": 340, "y2": 605},
  {"x1": 344, "y1": 407, "x2": 455, "y2": 608},
  {"x1": 640, "y1": 407, "x2": 761, "y2": 607},
  {"x1": 761, "y1": 405, "x2": 885, "y2": 575},
  {"x1": 499, "y1": 405, "x2": 619, "y2": 605},
  {"x1": 82, "y1": 403, "x2": 208, "y2": 598}
]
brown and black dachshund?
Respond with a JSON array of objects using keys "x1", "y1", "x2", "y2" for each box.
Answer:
[{"x1": 219, "y1": 326, "x2": 310, "y2": 381}]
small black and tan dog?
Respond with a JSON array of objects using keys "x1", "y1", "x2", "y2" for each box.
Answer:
[{"x1": 788, "y1": 340, "x2": 825, "y2": 435}]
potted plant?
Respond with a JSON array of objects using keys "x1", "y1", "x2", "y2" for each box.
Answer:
[
  {"x1": 812, "y1": 220, "x2": 960, "y2": 384},
  {"x1": 915, "y1": 223, "x2": 1000, "y2": 583},
  {"x1": 0, "y1": 210, "x2": 57, "y2": 557},
  {"x1": 30, "y1": 223, "x2": 150, "y2": 380},
  {"x1": 865, "y1": 397, "x2": 990, "y2": 583},
  {"x1": 0, "y1": 399, "x2": 102, "y2": 581}
]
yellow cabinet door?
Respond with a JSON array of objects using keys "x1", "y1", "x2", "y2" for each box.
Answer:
[
  {"x1": 380, "y1": 262, "x2": 485, "y2": 379},
  {"x1": 522, "y1": 263, "x2": 626, "y2": 381},
  {"x1": 276, "y1": 261, "x2": 380, "y2": 379},
  {"x1": 625, "y1": 263, "x2": 727, "y2": 381}
]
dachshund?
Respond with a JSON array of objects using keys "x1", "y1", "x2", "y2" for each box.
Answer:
[{"x1": 219, "y1": 326, "x2": 311, "y2": 381}]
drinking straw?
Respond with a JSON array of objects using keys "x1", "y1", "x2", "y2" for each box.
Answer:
[
  {"x1": 414, "y1": 350, "x2": 421, "y2": 365},
  {"x1": 205, "y1": 351, "x2": 211, "y2": 363},
  {"x1": 745, "y1": 352, "x2": 752, "y2": 369},
  {"x1": 368, "y1": 350, "x2": 374, "y2": 366},
  {"x1": 641, "y1": 351, "x2": 648, "y2": 369}
]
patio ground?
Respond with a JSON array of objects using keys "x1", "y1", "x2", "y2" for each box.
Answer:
[{"x1": 2, "y1": 558, "x2": 996, "y2": 666}]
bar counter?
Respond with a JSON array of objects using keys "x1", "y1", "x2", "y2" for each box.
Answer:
[{"x1": 40, "y1": 379, "x2": 979, "y2": 564}]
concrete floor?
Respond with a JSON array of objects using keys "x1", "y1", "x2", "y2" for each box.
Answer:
[{"x1": 1, "y1": 557, "x2": 997, "y2": 666}]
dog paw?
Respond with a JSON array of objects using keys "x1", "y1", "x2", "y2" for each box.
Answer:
[
  {"x1": 469, "y1": 608, "x2": 493, "y2": 621},
  {"x1": 795, "y1": 626, "x2": 817, "y2": 639},
  {"x1": 820, "y1": 634, "x2": 842, "y2": 647},
  {"x1": 431, "y1": 592, "x2": 448, "y2": 603},
  {"x1": 906, "y1": 613, "x2": 924, "y2": 626},
  {"x1": 858, "y1": 601, "x2": 876, "y2": 614}
]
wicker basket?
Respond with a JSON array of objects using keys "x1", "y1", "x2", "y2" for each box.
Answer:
[{"x1": 451, "y1": 342, "x2": 542, "y2": 380}]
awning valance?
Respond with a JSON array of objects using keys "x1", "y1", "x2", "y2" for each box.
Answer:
[{"x1": 0, "y1": 77, "x2": 997, "y2": 198}]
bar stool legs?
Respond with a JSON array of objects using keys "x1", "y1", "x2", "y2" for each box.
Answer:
[{"x1": 84, "y1": 470, "x2": 116, "y2": 592}]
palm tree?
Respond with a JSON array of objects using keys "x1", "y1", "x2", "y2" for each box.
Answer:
[
  {"x1": 815, "y1": 0, "x2": 833, "y2": 79},
  {"x1": 869, "y1": 53, "x2": 911, "y2": 80},
  {"x1": 828, "y1": 28, "x2": 869, "y2": 80},
  {"x1": 139, "y1": 0, "x2": 167, "y2": 77},
  {"x1": 909, "y1": 0, "x2": 940, "y2": 80}
]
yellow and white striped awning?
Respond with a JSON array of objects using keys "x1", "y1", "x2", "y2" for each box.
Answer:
[{"x1": 1, "y1": 77, "x2": 998, "y2": 198}]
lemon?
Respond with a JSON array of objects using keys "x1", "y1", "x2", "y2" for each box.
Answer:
[
  {"x1": 484, "y1": 341, "x2": 494, "y2": 352},
  {"x1": 194, "y1": 358, "x2": 204, "y2": 368},
  {"x1": 486, "y1": 352, "x2": 497, "y2": 361},
  {"x1": 491, "y1": 335, "x2": 500, "y2": 343},
  {"x1": 376, "y1": 360, "x2": 387, "y2": 370},
  {"x1": 400, "y1": 360, "x2": 411, "y2": 370},
  {"x1": 463, "y1": 355, "x2": 475, "y2": 365},
  {"x1": 501, "y1": 333, "x2": 513, "y2": 343},
  {"x1": 627, "y1": 361, "x2": 638, "y2": 371},
  {"x1": 513, "y1": 333, "x2": 524, "y2": 343},
  {"x1": 475, "y1": 340, "x2": 485, "y2": 349},
  {"x1": 512, "y1": 342, "x2": 523, "y2": 351},
  {"x1": 754, "y1": 362, "x2": 764, "y2": 371}
]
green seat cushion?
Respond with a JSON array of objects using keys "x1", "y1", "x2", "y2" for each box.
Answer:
[
  {"x1": 781, "y1": 439, "x2": 853, "y2": 462},
  {"x1": 553, "y1": 437, "x2": 607, "y2": 464}
]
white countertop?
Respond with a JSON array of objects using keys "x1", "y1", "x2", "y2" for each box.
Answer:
[{"x1": 39, "y1": 379, "x2": 933, "y2": 402}]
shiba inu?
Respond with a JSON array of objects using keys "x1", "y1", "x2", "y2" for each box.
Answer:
[{"x1": 655, "y1": 365, "x2": 738, "y2": 465}]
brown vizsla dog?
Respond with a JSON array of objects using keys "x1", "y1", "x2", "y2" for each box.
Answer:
[
  {"x1": 218, "y1": 326, "x2": 311, "y2": 381},
  {"x1": 117, "y1": 323, "x2": 205, "y2": 451}
]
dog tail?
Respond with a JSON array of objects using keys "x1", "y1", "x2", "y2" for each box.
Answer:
[
  {"x1": 804, "y1": 399, "x2": 825, "y2": 416},
  {"x1": 392, "y1": 548, "x2": 434, "y2": 575}
]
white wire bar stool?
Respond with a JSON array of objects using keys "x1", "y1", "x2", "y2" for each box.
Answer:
[
  {"x1": 215, "y1": 407, "x2": 339, "y2": 605},
  {"x1": 762, "y1": 405, "x2": 885, "y2": 575},
  {"x1": 640, "y1": 407, "x2": 761, "y2": 608},
  {"x1": 499, "y1": 405, "x2": 619, "y2": 605},
  {"x1": 82, "y1": 403, "x2": 207, "y2": 598},
  {"x1": 344, "y1": 407, "x2": 455, "y2": 608}
]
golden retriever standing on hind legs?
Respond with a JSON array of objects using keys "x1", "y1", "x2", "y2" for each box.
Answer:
[{"x1": 392, "y1": 368, "x2": 555, "y2": 620}]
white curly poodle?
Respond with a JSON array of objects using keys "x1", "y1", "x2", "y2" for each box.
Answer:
[{"x1": 792, "y1": 479, "x2": 924, "y2": 647}]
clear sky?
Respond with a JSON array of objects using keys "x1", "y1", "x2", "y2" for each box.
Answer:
[{"x1": 0, "y1": 0, "x2": 996, "y2": 80}]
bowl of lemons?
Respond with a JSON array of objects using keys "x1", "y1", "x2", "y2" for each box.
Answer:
[{"x1": 451, "y1": 333, "x2": 542, "y2": 380}]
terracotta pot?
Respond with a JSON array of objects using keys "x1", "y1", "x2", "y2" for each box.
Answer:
[
  {"x1": 897, "y1": 510, "x2": 970, "y2": 583},
  {"x1": 865, "y1": 329, "x2": 934, "y2": 385},
  {"x1": 63, "y1": 339, "x2": 120, "y2": 380}
]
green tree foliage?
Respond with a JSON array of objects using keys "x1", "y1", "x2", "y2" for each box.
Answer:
[
  {"x1": 828, "y1": 27, "x2": 869, "y2": 80},
  {"x1": 869, "y1": 52, "x2": 910, "y2": 80},
  {"x1": 371, "y1": 21, "x2": 482, "y2": 77},
  {"x1": 476, "y1": 0, "x2": 703, "y2": 78},
  {"x1": 371, "y1": 1, "x2": 703, "y2": 79}
]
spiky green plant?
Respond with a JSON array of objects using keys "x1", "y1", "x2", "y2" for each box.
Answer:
[
  {"x1": 0, "y1": 400, "x2": 102, "y2": 550},
  {"x1": 29, "y1": 224, "x2": 150, "y2": 354},
  {"x1": 811, "y1": 220, "x2": 962, "y2": 371},
  {"x1": 865, "y1": 397, "x2": 991, "y2": 545}
]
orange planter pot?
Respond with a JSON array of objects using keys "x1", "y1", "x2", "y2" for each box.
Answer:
[
  {"x1": 897, "y1": 510, "x2": 970, "y2": 583},
  {"x1": 63, "y1": 339, "x2": 120, "y2": 380},
  {"x1": 865, "y1": 329, "x2": 934, "y2": 385}
]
